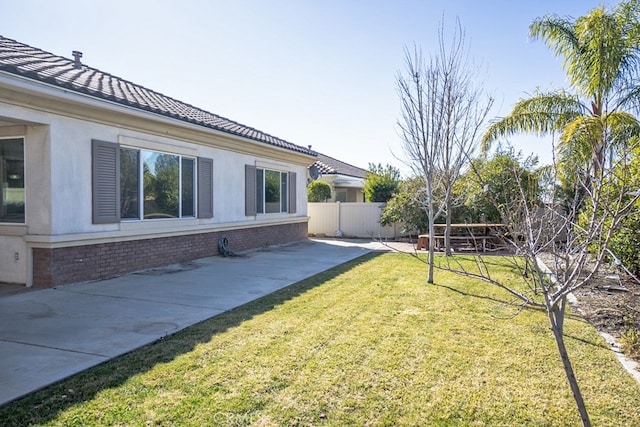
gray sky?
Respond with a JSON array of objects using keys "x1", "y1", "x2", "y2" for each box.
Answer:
[{"x1": 0, "y1": 0, "x2": 622, "y2": 174}]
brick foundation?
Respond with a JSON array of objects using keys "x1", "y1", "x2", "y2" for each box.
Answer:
[{"x1": 32, "y1": 221, "x2": 308, "y2": 287}]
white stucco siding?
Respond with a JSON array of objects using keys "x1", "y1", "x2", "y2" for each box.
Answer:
[
  {"x1": 50, "y1": 116, "x2": 113, "y2": 234},
  {"x1": 0, "y1": 102, "x2": 100, "y2": 235},
  {"x1": 293, "y1": 164, "x2": 308, "y2": 216},
  {"x1": 212, "y1": 151, "x2": 249, "y2": 222},
  {"x1": 0, "y1": 235, "x2": 26, "y2": 283},
  {"x1": 205, "y1": 152, "x2": 308, "y2": 222},
  {"x1": 25, "y1": 125, "x2": 52, "y2": 235},
  {"x1": 0, "y1": 89, "x2": 311, "y2": 240},
  {"x1": 3, "y1": 110, "x2": 309, "y2": 235},
  {"x1": 0, "y1": 105, "x2": 54, "y2": 235}
]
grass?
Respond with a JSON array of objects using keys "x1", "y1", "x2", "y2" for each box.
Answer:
[{"x1": 2, "y1": 252, "x2": 640, "y2": 426}]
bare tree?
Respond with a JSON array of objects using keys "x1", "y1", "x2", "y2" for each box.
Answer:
[
  {"x1": 397, "y1": 46, "x2": 439, "y2": 283},
  {"x1": 397, "y1": 18, "x2": 493, "y2": 282},
  {"x1": 440, "y1": 136, "x2": 640, "y2": 426}
]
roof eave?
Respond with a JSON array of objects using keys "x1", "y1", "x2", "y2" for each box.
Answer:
[{"x1": 0, "y1": 71, "x2": 317, "y2": 163}]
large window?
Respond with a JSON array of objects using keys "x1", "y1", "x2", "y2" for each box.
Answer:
[
  {"x1": 0, "y1": 138, "x2": 25, "y2": 223},
  {"x1": 257, "y1": 168, "x2": 288, "y2": 214},
  {"x1": 245, "y1": 165, "x2": 296, "y2": 216},
  {"x1": 120, "y1": 147, "x2": 196, "y2": 220}
]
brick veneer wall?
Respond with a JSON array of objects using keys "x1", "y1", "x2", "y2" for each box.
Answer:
[{"x1": 32, "y1": 221, "x2": 308, "y2": 287}]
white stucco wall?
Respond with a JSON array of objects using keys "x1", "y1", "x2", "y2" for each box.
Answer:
[
  {"x1": 0, "y1": 103, "x2": 308, "y2": 233},
  {"x1": 0, "y1": 233, "x2": 26, "y2": 284},
  {"x1": 25, "y1": 125, "x2": 52, "y2": 235},
  {"x1": 0, "y1": 84, "x2": 311, "y2": 285}
]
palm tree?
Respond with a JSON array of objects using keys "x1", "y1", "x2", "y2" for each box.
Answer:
[{"x1": 483, "y1": 1, "x2": 640, "y2": 183}]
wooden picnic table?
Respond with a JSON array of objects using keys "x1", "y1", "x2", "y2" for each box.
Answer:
[{"x1": 416, "y1": 223, "x2": 506, "y2": 252}]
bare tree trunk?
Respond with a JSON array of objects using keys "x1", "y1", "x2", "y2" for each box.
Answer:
[
  {"x1": 547, "y1": 299, "x2": 591, "y2": 427},
  {"x1": 428, "y1": 198, "x2": 435, "y2": 284},
  {"x1": 445, "y1": 197, "x2": 452, "y2": 256}
]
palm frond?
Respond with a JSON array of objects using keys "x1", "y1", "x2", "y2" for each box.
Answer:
[
  {"x1": 606, "y1": 110, "x2": 640, "y2": 148},
  {"x1": 557, "y1": 111, "x2": 640, "y2": 172},
  {"x1": 558, "y1": 116, "x2": 602, "y2": 168},
  {"x1": 482, "y1": 91, "x2": 585, "y2": 151},
  {"x1": 531, "y1": 3, "x2": 640, "y2": 107},
  {"x1": 529, "y1": 15, "x2": 579, "y2": 67},
  {"x1": 613, "y1": 81, "x2": 640, "y2": 113}
]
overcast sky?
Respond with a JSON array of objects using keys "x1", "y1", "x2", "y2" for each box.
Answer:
[{"x1": 0, "y1": 0, "x2": 623, "y2": 174}]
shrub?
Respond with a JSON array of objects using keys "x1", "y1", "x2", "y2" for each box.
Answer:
[
  {"x1": 380, "y1": 178, "x2": 428, "y2": 234},
  {"x1": 364, "y1": 163, "x2": 401, "y2": 202},
  {"x1": 577, "y1": 144, "x2": 640, "y2": 275},
  {"x1": 620, "y1": 328, "x2": 640, "y2": 358},
  {"x1": 307, "y1": 181, "x2": 332, "y2": 202}
]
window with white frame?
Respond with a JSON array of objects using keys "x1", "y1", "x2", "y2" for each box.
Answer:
[
  {"x1": 92, "y1": 139, "x2": 213, "y2": 223},
  {"x1": 120, "y1": 147, "x2": 196, "y2": 220},
  {"x1": 245, "y1": 165, "x2": 296, "y2": 216},
  {"x1": 257, "y1": 168, "x2": 288, "y2": 214},
  {"x1": 0, "y1": 137, "x2": 25, "y2": 223}
]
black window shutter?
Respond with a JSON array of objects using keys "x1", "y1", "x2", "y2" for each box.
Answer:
[
  {"x1": 197, "y1": 157, "x2": 214, "y2": 218},
  {"x1": 92, "y1": 139, "x2": 120, "y2": 224},
  {"x1": 288, "y1": 171, "x2": 297, "y2": 213},
  {"x1": 245, "y1": 164, "x2": 257, "y2": 216}
]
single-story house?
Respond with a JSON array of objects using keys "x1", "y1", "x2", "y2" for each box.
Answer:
[
  {"x1": 309, "y1": 152, "x2": 367, "y2": 202},
  {"x1": 0, "y1": 36, "x2": 316, "y2": 287}
]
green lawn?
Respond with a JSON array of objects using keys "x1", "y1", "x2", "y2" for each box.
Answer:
[{"x1": 2, "y1": 253, "x2": 640, "y2": 426}]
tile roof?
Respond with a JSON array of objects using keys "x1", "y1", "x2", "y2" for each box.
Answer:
[
  {"x1": 0, "y1": 36, "x2": 314, "y2": 156},
  {"x1": 311, "y1": 152, "x2": 368, "y2": 179}
]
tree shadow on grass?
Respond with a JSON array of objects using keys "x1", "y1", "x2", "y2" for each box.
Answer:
[
  {"x1": 431, "y1": 282, "x2": 607, "y2": 351},
  {"x1": 430, "y1": 281, "x2": 586, "y2": 324},
  {"x1": 431, "y1": 282, "x2": 532, "y2": 307},
  {"x1": 563, "y1": 333, "x2": 612, "y2": 351},
  {"x1": 0, "y1": 252, "x2": 383, "y2": 426}
]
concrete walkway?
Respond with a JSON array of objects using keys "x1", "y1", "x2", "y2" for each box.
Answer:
[{"x1": 0, "y1": 238, "x2": 398, "y2": 406}]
